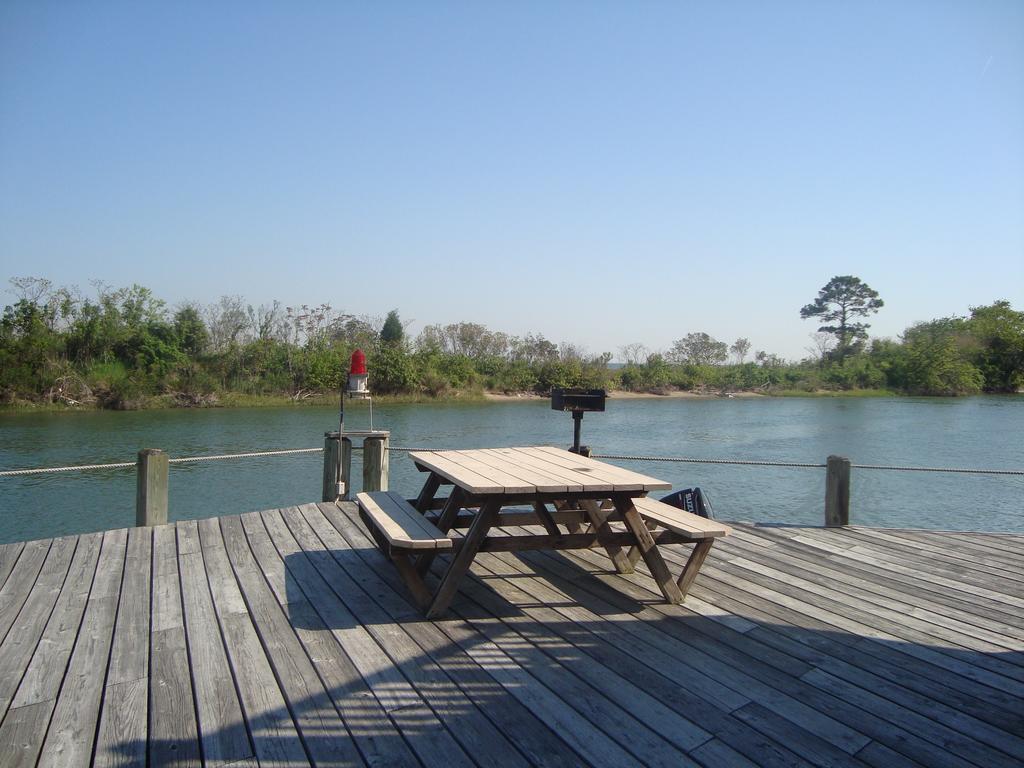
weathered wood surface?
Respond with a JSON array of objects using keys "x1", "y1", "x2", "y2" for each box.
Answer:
[
  {"x1": 409, "y1": 446, "x2": 671, "y2": 495},
  {"x1": 631, "y1": 495, "x2": 733, "y2": 539},
  {"x1": 362, "y1": 433, "x2": 390, "y2": 492},
  {"x1": 0, "y1": 505, "x2": 1022, "y2": 767},
  {"x1": 136, "y1": 448, "x2": 169, "y2": 527},
  {"x1": 356, "y1": 491, "x2": 453, "y2": 550}
]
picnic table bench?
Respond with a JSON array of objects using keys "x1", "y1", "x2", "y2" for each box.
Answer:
[{"x1": 355, "y1": 446, "x2": 730, "y2": 617}]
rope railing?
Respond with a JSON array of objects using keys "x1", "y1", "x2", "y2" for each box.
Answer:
[
  {"x1": 591, "y1": 454, "x2": 825, "y2": 469},
  {"x1": 388, "y1": 447, "x2": 1024, "y2": 476},
  {"x1": 0, "y1": 460, "x2": 139, "y2": 477},
  {"x1": 2, "y1": 445, "x2": 1022, "y2": 478},
  {"x1": 590, "y1": 453, "x2": 1024, "y2": 476},
  {"x1": 0, "y1": 447, "x2": 324, "y2": 477},
  {"x1": 170, "y1": 447, "x2": 322, "y2": 465},
  {"x1": 8, "y1": 448, "x2": 1024, "y2": 479},
  {"x1": 4, "y1": 440, "x2": 1021, "y2": 532},
  {"x1": 847, "y1": 463, "x2": 1024, "y2": 476}
]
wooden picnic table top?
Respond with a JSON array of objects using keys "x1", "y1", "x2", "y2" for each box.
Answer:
[
  {"x1": 408, "y1": 446, "x2": 673, "y2": 496},
  {"x1": 394, "y1": 447, "x2": 685, "y2": 615}
]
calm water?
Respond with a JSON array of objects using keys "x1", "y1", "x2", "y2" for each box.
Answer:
[{"x1": 1, "y1": 396, "x2": 1021, "y2": 543}]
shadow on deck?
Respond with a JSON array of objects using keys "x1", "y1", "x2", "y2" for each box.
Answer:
[{"x1": 0, "y1": 502, "x2": 1021, "y2": 767}]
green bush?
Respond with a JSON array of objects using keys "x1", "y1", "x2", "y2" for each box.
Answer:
[
  {"x1": 535, "y1": 360, "x2": 583, "y2": 392},
  {"x1": 369, "y1": 345, "x2": 418, "y2": 394},
  {"x1": 3, "y1": 277, "x2": 1021, "y2": 407},
  {"x1": 488, "y1": 360, "x2": 537, "y2": 393},
  {"x1": 437, "y1": 354, "x2": 477, "y2": 388}
]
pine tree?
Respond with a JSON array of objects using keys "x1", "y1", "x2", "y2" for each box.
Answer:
[
  {"x1": 380, "y1": 309, "x2": 404, "y2": 346},
  {"x1": 800, "y1": 276, "x2": 883, "y2": 363}
]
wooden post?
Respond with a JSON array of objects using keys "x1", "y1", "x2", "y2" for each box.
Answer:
[
  {"x1": 136, "y1": 449, "x2": 168, "y2": 527},
  {"x1": 322, "y1": 432, "x2": 352, "y2": 502},
  {"x1": 363, "y1": 433, "x2": 390, "y2": 492},
  {"x1": 825, "y1": 455, "x2": 851, "y2": 527}
]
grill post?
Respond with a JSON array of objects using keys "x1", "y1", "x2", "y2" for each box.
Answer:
[{"x1": 551, "y1": 388, "x2": 606, "y2": 456}]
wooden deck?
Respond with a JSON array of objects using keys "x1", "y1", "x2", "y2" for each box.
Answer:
[{"x1": 0, "y1": 502, "x2": 1022, "y2": 767}]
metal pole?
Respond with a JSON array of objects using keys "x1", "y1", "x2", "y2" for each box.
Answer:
[{"x1": 337, "y1": 382, "x2": 346, "y2": 499}]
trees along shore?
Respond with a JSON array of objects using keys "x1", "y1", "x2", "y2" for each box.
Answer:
[{"x1": 1, "y1": 278, "x2": 1021, "y2": 410}]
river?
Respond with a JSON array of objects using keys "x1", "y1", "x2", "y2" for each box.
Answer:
[{"x1": 1, "y1": 396, "x2": 1021, "y2": 543}]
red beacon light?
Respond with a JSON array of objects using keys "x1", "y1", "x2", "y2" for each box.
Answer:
[
  {"x1": 347, "y1": 349, "x2": 369, "y2": 396},
  {"x1": 350, "y1": 349, "x2": 367, "y2": 375}
]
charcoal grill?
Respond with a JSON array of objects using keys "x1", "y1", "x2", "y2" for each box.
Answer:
[{"x1": 550, "y1": 388, "x2": 606, "y2": 455}]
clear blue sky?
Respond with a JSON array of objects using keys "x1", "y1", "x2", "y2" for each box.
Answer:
[{"x1": 2, "y1": 1, "x2": 1021, "y2": 360}]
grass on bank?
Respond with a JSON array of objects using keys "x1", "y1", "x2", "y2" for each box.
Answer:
[
  {"x1": 0, "y1": 385, "x2": 928, "y2": 412},
  {"x1": 0, "y1": 388, "x2": 494, "y2": 412},
  {"x1": 769, "y1": 388, "x2": 897, "y2": 398}
]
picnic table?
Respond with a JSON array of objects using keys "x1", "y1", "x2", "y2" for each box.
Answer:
[{"x1": 356, "y1": 446, "x2": 730, "y2": 618}]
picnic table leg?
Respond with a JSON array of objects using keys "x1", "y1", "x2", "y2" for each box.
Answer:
[
  {"x1": 425, "y1": 499, "x2": 500, "y2": 619},
  {"x1": 676, "y1": 539, "x2": 715, "y2": 598},
  {"x1": 580, "y1": 499, "x2": 634, "y2": 574},
  {"x1": 553, "y1": 500, "x2": 586, "y2": 533},
  {"x1": 392, "y1": 553, "x2": 435, "y2": 611},
  {"x1": 626, "y1": 518, "x2": 659, "y2": 567},
  {"x1": 533, "y1": 501, "x2": 563, "y2": 537},
  {"x1": 415, "y1": 473, "x2": 442, "y2": 513},
  {"x1": 416, "y1": 486, "x2": 467, "y2": 576},
  {"x1": 612, "y1": 496, "x2": 684, "y2": 604}
]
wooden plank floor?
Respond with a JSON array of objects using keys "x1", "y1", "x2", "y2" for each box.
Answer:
[{"x1": 0, "y1": 502, "x2": 1021, "y2": 767}]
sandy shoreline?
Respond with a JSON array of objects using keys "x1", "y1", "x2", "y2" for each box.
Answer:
[{"x1": 484, "y1": 390, "x2": 766, "y2": 401}]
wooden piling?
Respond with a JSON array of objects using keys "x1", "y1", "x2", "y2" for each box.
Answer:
[
  {"x1": 136, "y1": 449, "x2": 169, "y2": 527},
  {"x1": 825, "y1": 455, "x2": 851, "y2": 526},
  {"x1": 363, "y1": 433, "x2": 390, "y2": 492}
]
